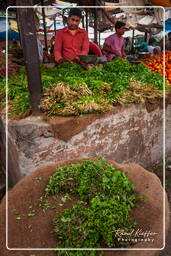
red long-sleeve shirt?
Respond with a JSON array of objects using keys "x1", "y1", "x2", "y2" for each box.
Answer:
[
  {"x1": 54, "y1": 27, "x2": 89, "y2": 62},
  {"x1": 89, "y1": 41, "x2": 103, "y2": 57}
]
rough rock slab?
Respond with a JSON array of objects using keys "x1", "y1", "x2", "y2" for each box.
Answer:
[{"x1": 0, "y1": 159, "x2": 170, "y2": 256}]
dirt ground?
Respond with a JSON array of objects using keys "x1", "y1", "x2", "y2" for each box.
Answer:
[
  {"x1": 0, "y1": 166, "x2": 5, "y2": 184},
  {"x1": 151, "y1": 157, "x2": 171, "y2": 256},
  {"x1": 0, "y1": 166, "x2": 5, "y2": 199}
]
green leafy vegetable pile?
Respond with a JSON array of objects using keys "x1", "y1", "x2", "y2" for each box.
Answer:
[
  {"x1": 0, "y1": 58, "x2": 167, "y2": 116},
  {"x1": 40, "y1": 59, "x2": 165, "y2": 116},
  {"x1": 45, "y1": 159, "x2": 140, "y2": 253},
  {"x1": 0, "y1": 67, "x2": 29, "y2": 115}
]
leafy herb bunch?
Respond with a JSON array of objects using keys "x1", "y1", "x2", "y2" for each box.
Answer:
[
  {"x1": 0, "y1": 58, "x2": 165, "y2": 116},
  {"x1": 45, "y1": 159, "x2": 140, "y2": 254}
]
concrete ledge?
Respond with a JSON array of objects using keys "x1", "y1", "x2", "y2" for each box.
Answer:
[{"x1": 5, "y1": 103, "x2": 171, "y2": 176}]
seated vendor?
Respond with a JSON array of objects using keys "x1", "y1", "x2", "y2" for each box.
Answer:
[
  {"x1": 54, "y1": 8, "x2": 89, "y2": 64},
  {"x1": 103, "y1": 22, "x2": 138, "y2": 62},
  {"x1": 166, "y1": 32, "x2": 171, "y2": 51},
  {"x1": 137, "y1": 41, "x2": 148, "y2": 52},
  {"x1": 147, "y1": 38, "x2": 161, "y2": 55},
  {"x1": 102, "y1": 21, "x2": 127, "y2": 60}
]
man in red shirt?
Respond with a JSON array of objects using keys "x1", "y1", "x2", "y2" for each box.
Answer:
[{"x1": 54, "y1": 8, "x2": 89, "y2": 64}]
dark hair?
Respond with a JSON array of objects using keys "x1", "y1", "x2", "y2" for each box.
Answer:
[
  {"x1": 168, "y1": 32, "x2": 171, "y2": 37},
  {"x1": 68, "y1": 8, "x2": 82, "y2": 18},
  {"x1": 115, "y1": 21, "x2": 126, "y2": 31},
  {"x1": 125, "y1": 37, "x2": 129, "y2": 42},
  {"x1": 148, "y1": 37, "x2": 156, "y2": 45}
]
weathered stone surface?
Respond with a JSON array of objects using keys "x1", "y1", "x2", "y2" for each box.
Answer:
[
  {"x1": 145, "y1": 98, "x2": 163, "y2": 113},
  {"x1": 0, "y1": 158, "x2": 169, "y2": 255},
  {"x1": 7, "y1": 103, "x2": 171, "y2": 176},
  {"x1": 0, "y1": 117, "x2": 21, "y2": 186}
]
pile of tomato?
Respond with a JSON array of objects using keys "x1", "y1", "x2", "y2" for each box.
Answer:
[{"x1": 144, "y1": 51, "x2": 171, "y2": 85}]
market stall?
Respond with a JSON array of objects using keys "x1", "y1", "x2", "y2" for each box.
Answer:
[
  {"x1": 0, "y1": 2, "x2": 171, "y2": 253},
  {"x1": 0, "y1": 0, "x2": 171, "y2": 180},
  {"x1": 1, "y1": 1, "x2": 170, "y2": 118}
]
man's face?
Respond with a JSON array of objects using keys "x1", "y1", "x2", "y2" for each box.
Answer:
[
  {"x1": 116, "y1": 26, "x2": 126, "y2": 36},
  {"x1": 67, "y1": 15, "x2": 81, "y2": 30}
]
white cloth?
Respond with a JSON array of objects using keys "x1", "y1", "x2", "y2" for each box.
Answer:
[
  {"x1": 147, "y1": 45, "x2": 161, "y2": 55},
  {"x1": 147, "y1": 45, "x2": 155, "y2": 55},
  {"x1": 37, "y1": 38, "x2": 43, "y2": 62}
]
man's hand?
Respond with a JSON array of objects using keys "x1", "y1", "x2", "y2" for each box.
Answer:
[
  {"x1": 103, "y1": 44, "x2": 122, "y2": 57},
  {"x1": 122, "y1": 53, "x2": 127, "y2": 58},
  {"x1": 57, "y1": 58, "x2": 65, "y2": 65},
  {"x1": 72, "y1": 57, "x2": 80, "y2": 64},
  {"x1": 115, "y1": 51, "x2": 122, "y2": 57}
]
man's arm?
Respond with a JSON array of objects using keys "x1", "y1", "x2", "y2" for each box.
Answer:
[
  {"x1": 103, "y1": 43, "x2": 122, "y2": 57},
  {"x1": 80, "y1": 31, "x2": 89, "y2": 55},
  {"x1": 54, "y1": 30, "x2": 63, "y2": 62},
  {"x1": 121, "y1": 43, "x2": 127, "y2": 57}
]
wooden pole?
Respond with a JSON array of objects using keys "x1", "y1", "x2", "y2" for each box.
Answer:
[
  {"x1": 85, "y1": 8, "x2": 88, "y2": 32},
  {"x1": 131, "y1": 29, "x2": 135, "y2": 53},
  {"x1": 16, "y1": 0, "x2": 42, "y2": 114},
  {"x1": 145, "y1": 31, "x2": 148, "y2": 42},
  {"x1": 94, "y1": 0, "x2": 98, "y2": 44},
  {"x1": 54, "y1": 17, "x2": 57, "y2": 35},
  {"x1": 82, "y1": 13, "x2": 85, "y2": 28},
  {"x1": 41, "y1": 0, "x2": 48, "y2": 50}
]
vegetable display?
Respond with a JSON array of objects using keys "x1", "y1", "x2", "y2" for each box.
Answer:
[
  {"x1": 0, "y1": 57, "x2": 168, "y2": 116},
  {"x1": 0, "y1": 52, "x2": 20, "y2": 76},
  {"x1": 45, "y1": 159, "x2": 141, "y2": 252},
  {"x1": 40, "y1": 58, "x2": 167, "y2": 116},
  {"x1": 145, "y1": 51, "x2": 171, "y2": 85}
]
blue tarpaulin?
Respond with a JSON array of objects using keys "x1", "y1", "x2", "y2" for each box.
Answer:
[
  {"x1": 0, "y1": 17, "x2": 20, "y2": 41},
  {"x1": 165, "y1": 18, "x2": 171, "y2": 32}
]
